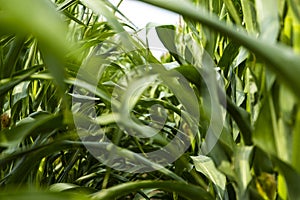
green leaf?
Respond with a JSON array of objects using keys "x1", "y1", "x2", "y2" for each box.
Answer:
[
  {"x1": 174, "y1": 64, "x2": 202, "y2": 86},
  {"x1": 50, "y1": 183, "x2": 80, "y2": 192},
  {"x1": 240, "y1": 0, "x2": 256, "y2": 33},
  {"x1": 0, "y1": 191, "x2": 90, "y2": 200},
  {"x1": 234, "y1": 146, "x2": 253, "y2": 199},
  {"x1": 156, "y1": 25, "x2": 183, "y2": 64},
  {"x1": 0, "y1": 65, "x2": 42, "y2": 98},
  {"x1": 225, "y1": 95, "x2": 253, "y2": 145},
  {"x1": 0, "y1": 0, "x2": 70, "y2": 54},
  {"x1": 0, "y1": 114, "x2": 64, "y2": 147},
  {"x1": 253, "y1": 95, "x2": 276, "y2": 155},
  {"x1": 272, "y1": 156, "x2": 300, "y2": 200},
  {"x1": 91, "y1": 180, "x2": 214, "y2": 200},
  {"x1": 292, "y1": 110, "x2": 300, "y2": 173},
  {"x1": 191, "y1": 155, "x2": 226, "y2": 199},
  {"x1": 218, "y1": 41, "x2": 240, "y2": 70},
  {"x1": 2, "y1": 36, "x2": 26, "y2": 79},
  {"x1": 223, "y1": 0, "x2": 242, "y2": 25},
  {"x1": 255, "y1": 0, "x2": 280, "y2": 43}
]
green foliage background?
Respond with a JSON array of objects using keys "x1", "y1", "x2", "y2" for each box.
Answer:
[{"x1": 1, "y1": 0, "x2": 300, "y2": 199}]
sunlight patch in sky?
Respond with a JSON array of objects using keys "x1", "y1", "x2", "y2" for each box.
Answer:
[{"x1": 109, "y1": 0, "x2": 179, "y2": 28}]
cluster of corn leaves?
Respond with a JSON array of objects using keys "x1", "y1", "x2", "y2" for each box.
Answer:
[{"x1": 0, "y1": 0, "x2": 300, "y2": 199}]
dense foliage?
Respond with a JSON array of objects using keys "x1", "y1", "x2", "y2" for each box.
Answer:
[{"x1": 1, "y1": 0, "x2": 300, "y2": 199}]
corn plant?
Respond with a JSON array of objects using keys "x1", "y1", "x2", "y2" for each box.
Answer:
[{"x1": 0, "y1": 0, "x2": 300, "y2": 200}]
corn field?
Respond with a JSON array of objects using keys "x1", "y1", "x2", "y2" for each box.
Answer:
[{"x1": 1, "y1": 0, "x2": 300, "y2": 199}]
